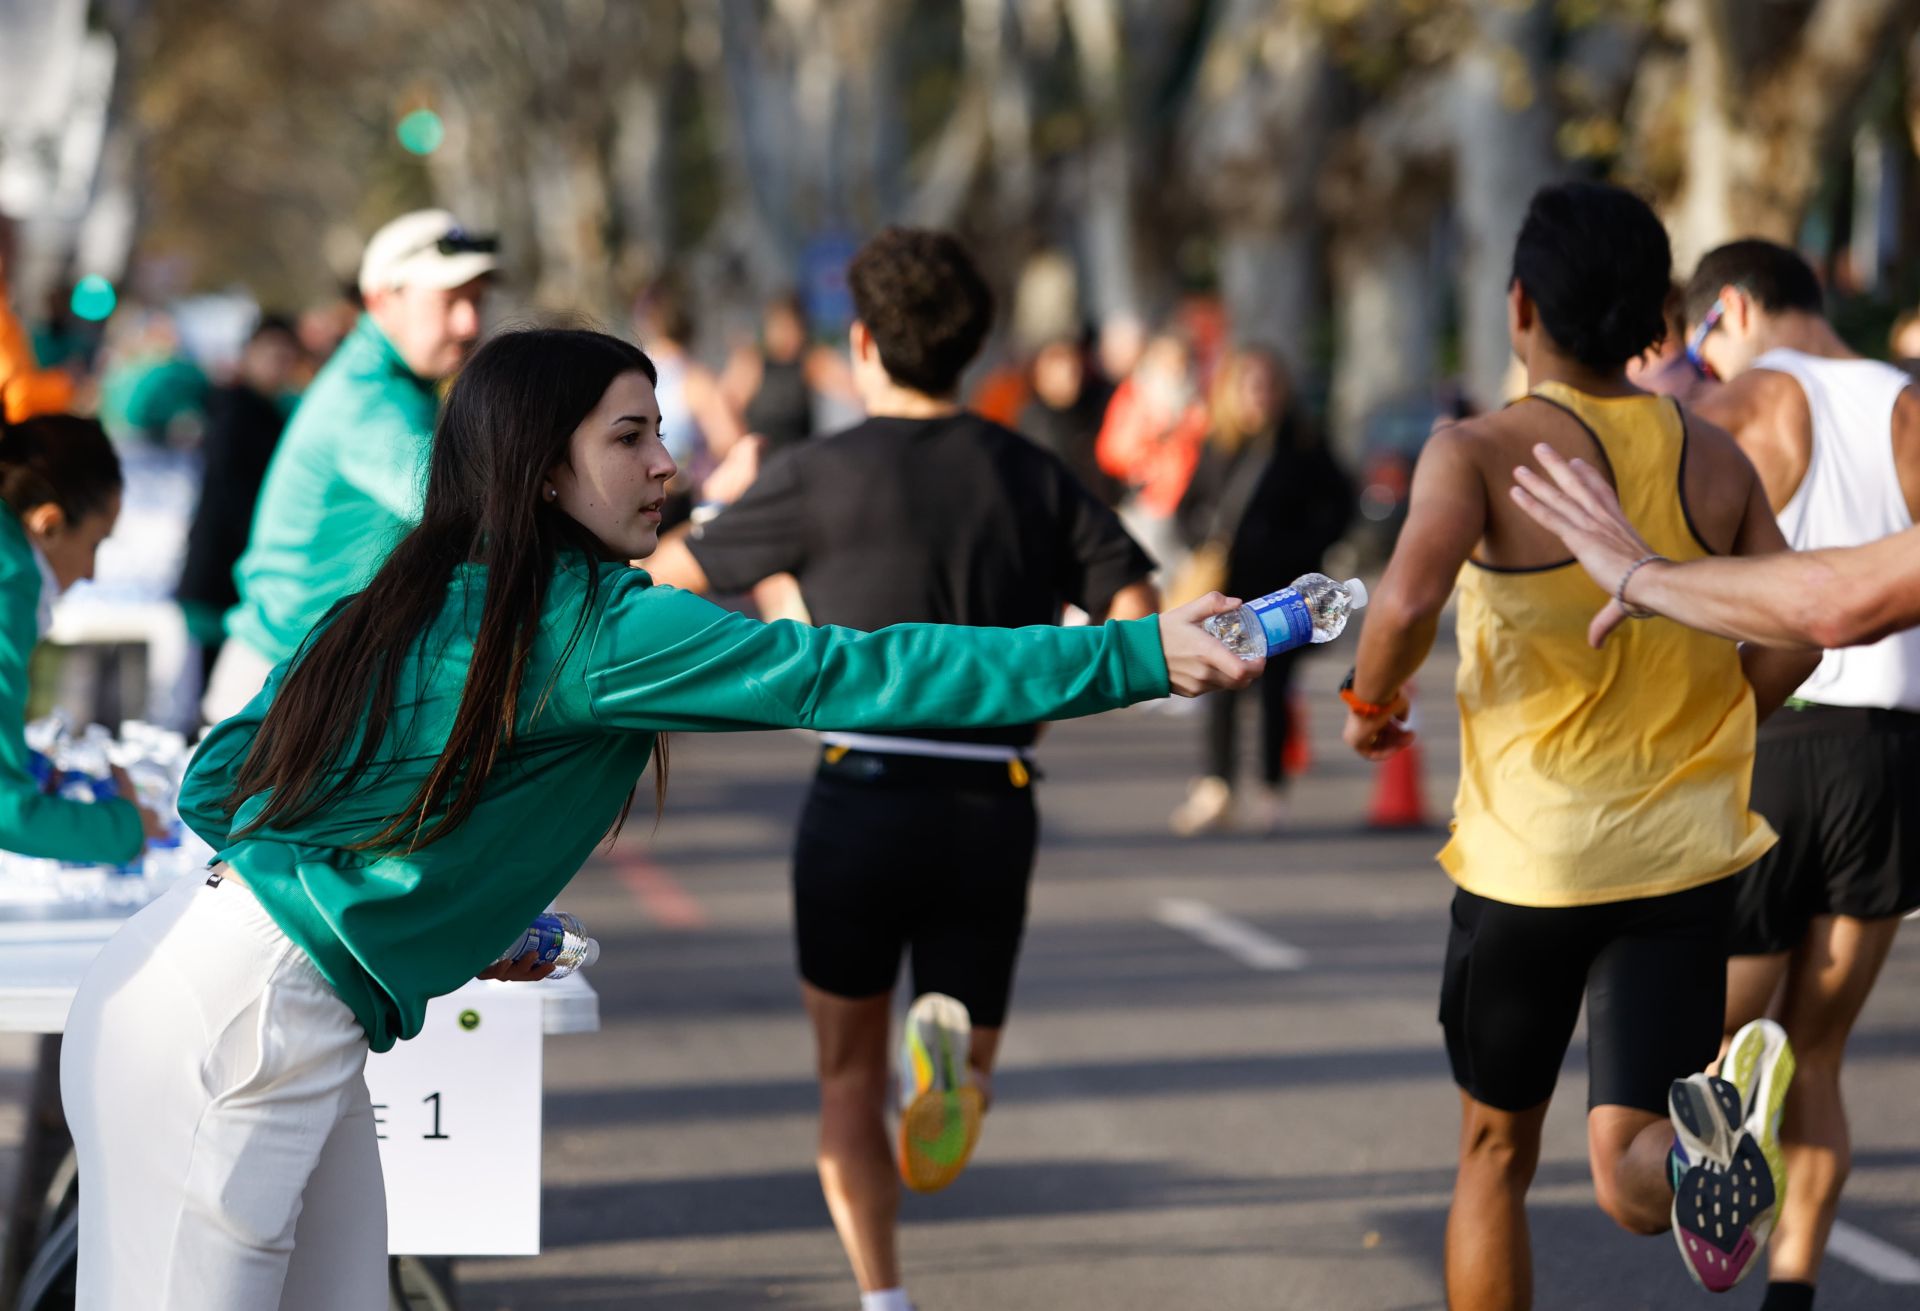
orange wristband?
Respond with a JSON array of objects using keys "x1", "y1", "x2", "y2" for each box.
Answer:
[{"x1": 1340, "y1": 687, "x2": 1395, "y2": 717}]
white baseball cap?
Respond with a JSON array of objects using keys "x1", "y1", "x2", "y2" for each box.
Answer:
[{"x1": 357, "y1": 209, "x2": 499, "y2": 295}]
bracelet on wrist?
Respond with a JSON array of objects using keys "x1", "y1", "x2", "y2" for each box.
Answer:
[
  {"x1": 1614, "y1": 553, "x2": 1668, "y2": 620},
  {"x1": 1339, "y1": 668, "x2": 1396, "y2": 718}
]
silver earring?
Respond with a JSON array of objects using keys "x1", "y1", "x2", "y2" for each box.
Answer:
[{"x1": 544, "y1": 486, "x2": 557, "y2": 502}]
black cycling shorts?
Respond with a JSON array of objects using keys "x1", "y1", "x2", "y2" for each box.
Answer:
[
  {"x1": 791, "y1": 753, "x2": 1038, "y2": 1028},
  {"x1": 1735, "y1": 705, "x2": 1920, "y2": 956},
  {"x1": 1439, "y1": 877, "x2": 1734, "y2": 1115}
]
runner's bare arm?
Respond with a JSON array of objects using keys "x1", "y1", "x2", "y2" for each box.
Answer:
[
  {"x1": 1725, "y1": 463, "x2": 1824, "y2": 718},
  {"x1": 1512, "y1": 444, "x2": 1920, "y2": 648},
  {"x1": 1345, "y1": 426, "x2": 1487, "y2": 758}
]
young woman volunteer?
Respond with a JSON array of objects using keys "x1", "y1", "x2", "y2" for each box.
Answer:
[
  {"x1": 59, "y1": 327, "x2": 1260, "y2": 1309},
  {"x1": 0, "y1": 415, "x2": 163, "y2": 860}
]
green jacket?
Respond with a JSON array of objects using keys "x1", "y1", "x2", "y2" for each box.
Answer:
[
  {"x1": 179, "y1": 561, "x2": 1168, "y2": 1051},
  {"x1": 225, "y1": 315, "x2": 439, "y2": 663},
  {"x1": 0, "y1": 507, "x2": 144, "y2": 863}
]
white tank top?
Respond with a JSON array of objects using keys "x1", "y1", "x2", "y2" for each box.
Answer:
[{"x1": 1752, "y1": 347, "x2": 1920, "y2": 710}]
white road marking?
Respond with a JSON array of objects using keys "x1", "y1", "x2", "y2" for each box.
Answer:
[
  {"x1": 1153, "y1": 898, "x2": 1307, "y2": 971},
  {"x1": 1828, "y1": 1220, "x2": 1920, "y2": 1284}
]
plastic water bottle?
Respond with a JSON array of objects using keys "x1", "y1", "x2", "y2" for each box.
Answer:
[
  {"x1": 493, "y1": 911, "x2": 600, "y2": 978},
  {"x1": 1204, "y1": 573, "x2": 1369, "y2": 661}
]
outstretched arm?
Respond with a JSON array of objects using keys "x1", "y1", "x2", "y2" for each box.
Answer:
[
  {"x1": 1511, "y1": 443, "x2": 1920, "y2": 649},
  {"x1": 587, "y1": 577, "x2": 1261, "y2": 734}
]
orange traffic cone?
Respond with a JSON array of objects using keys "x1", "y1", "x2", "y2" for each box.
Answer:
[
  {"x1": 1283, "y1": 691, "x2": 1313, "y2": 779},
  {"x1": 1367, "y1": 693, "x2": 1429, "y2": 828}
]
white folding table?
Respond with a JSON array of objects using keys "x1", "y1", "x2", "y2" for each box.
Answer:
[{"x1": 0, "y1": 895, "x2": 598, "y2": 1306}]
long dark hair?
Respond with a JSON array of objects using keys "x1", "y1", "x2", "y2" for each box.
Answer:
[
  {"x1": 0, "y1": 414, "x2": 123, "y2": 525},
  {"x1": 228, "y1": 327, "x2": 661, "y2": 850}
]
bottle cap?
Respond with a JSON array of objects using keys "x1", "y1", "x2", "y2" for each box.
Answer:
[
  {"x1": 1343, "y1": 578, "x2": 1369, "y2": 609},
  {"x1": 581, "y1": 938, "x2": 601, "y2": 968}
]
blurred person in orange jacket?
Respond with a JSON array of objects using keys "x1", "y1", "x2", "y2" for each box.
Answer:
[{"x1": 1095, "y1": 331, "x2": 1209, "y2": 579}]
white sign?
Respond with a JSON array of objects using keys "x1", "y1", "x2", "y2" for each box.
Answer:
[{"x1": 365, "y1": 980, "x2": 545, "y2": 1256}]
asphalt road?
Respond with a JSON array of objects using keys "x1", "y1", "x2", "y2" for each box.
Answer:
[{"x1": 452, "y1": 652, "x2": 1920, "y2": 1311}]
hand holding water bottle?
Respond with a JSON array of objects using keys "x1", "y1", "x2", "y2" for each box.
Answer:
[
  {"x1": 479, "y1": 910, "x2": 600, "y2": 983},
  {"x1": 477, "y1": 952, "x2": 559, "y2": 983},
  {"x1": 1159, "y1": 594, "x2": 1267, "y2": 697}
]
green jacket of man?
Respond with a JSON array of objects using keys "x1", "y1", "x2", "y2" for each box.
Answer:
[{"x1": 225, "y1": 315, "x2": 439, "y2": 663}]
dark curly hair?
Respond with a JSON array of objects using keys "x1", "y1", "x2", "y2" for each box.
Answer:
[
  {"x1": 1511, "y1": 182, "x2": 1671, "y2": 373},
  {"x1": 847, "y1": 227, "x2": 994, "y2": 396}
]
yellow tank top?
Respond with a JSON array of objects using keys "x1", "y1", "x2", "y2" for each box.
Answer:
[{"x1": 1437, "y1": 382, "x2": 1776, "y2": 907}]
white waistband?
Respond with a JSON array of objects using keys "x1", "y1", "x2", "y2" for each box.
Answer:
[{"x1": 818, "y1": 732, "x2": 1034, "y2": 763}]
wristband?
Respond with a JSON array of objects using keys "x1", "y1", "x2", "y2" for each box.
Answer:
[
  {"x1": 1614, "y1": 553, "x2": 1668, "y2": 620},
  {"x1": 1339, "y1": 668, "x2": 1395, "y2": 718}
]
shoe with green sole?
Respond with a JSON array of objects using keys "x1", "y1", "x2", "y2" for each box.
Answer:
[{"x1": 897, "y1": 992, "x2": 984, "y2": 1194}]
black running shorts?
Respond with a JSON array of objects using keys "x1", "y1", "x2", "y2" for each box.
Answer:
[
  {"x1": 791, "y1": 753, "x2": 1038, "y2": 1028},
  {"x1": 1735, "y1": 705, "x2": 1920, "y2": 956},
  {"x1": 1439, "y1": 877, "x2": 1734, "y2": 1115}
]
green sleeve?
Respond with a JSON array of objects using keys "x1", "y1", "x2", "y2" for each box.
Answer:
[
  {"x1": 585, "y1": 573, "x2": 1169, "y2": 733},
  {"x1": 0, "y1": 564, "x2": 143, "y2": 863},
  {"x1": 178, "y1": 657, "x2": 285, "y2": 852},
  {"x1": 334, "y1": 402, "x2": 431, "y2": 520}
]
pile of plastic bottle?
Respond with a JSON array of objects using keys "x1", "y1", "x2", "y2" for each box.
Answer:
[{"x1": 0, "y1": 712, "x2": 213, "y2": 910}]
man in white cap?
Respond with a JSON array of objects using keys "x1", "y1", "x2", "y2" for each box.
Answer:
[{"x1": 202, "y1": 209, "x2": 495, "y2": 721}]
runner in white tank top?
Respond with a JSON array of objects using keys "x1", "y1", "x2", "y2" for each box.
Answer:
[
  {"x1": 1746, "y1": 347, "x2": 1920, "y2": 709},
  {"x1": 1687, "y1": 238, "x2": 1920, "y2": 1311}
]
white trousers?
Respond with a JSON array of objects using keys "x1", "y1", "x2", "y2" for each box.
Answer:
[
  {"x1": 201, "y1": 637, "x2": 277, "y2": 725},
  {"x1": 61, "y1": 874, "x2": 386, "y2": 1309}
]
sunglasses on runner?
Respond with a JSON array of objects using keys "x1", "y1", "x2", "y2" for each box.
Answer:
[{"x1": 1686, "y1": 298, "x2": 1725, "y2": 380}]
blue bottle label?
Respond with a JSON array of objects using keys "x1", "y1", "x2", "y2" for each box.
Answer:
[
  {"x1": 1248, "y1": 589, "x2": 1314, "y2": 655},
  {"x1": 522, "y1": 915, "x2": 566, "y2": 965}
]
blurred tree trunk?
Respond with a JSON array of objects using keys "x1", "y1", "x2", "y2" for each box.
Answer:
[
  {"x1": 700, "y1": 0, "x2": 905, "y2": 317},
  {"x1": 1063, "y1": 0, "x2": 1137, "y2": 322},
  {"x1": 1453, "y1": 0, "x2": 1562, "y2": 411},
  {"x1": 1325, "y1": 75, "x2": 1451, "y2": 460},
  {"x1": 1671, "y1": 0, "x2": 1920, "y2": 267},
  {"x1": 903, "y1": 0, "x2": 999, "y2": 229},
  {"x1": 1182, "y1": 0, "x2": 1331, "y2": 374},
  {"x1": 419, "y1": 1, "x2": 676, "y2": 322}
]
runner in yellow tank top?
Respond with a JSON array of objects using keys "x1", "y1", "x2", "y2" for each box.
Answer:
[
  {"x1": 1440, "y1": 379, "x2": 1778, "y2": 907},
  {"x1": 1343, "y1": 183, "x2": 1820, "y2": 1308}
]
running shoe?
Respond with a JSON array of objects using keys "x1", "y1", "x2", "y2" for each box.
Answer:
[
  {"x1": 897, "y1": 992, "x2": 984, "y2": 1194},
  {"x1": 1671, "y1": 1132, "x2": 1777, "y2": 1292},
  {"x1": 1667, "y1": 1072, "x2": 1742, "y2": 1187},
  {"x1": 1723, "y1": 1017, "x2": 1795, "y2": 1210},
  {"x1": 1669, "y1": 1019, "x2": 1795, "y2": 1293}
]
